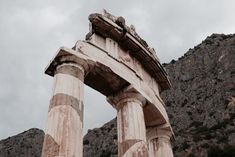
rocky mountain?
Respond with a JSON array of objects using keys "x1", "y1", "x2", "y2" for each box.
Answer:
[
  {"x1": 83, "y1": 119, "x2": 118, "y2": 157},
  {"x1": 161, "y1": 33, "x2": 235, "y2": 157},
  {"x1": 0, "y1": 33, "x2": 234, "y2": 157},
  {"x1": 0, "y1": 129, "x2": 44, "y2": 157}
]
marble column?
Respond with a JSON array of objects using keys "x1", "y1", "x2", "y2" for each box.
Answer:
[
  {"x1": 41, "y1": 63, "x2": 85, "y2": 157},
  {"x1": 108, "y1": 91, "x2": 148, "y2": 157},
  {"x1": 147, "y1": 127, "x2": 173, "y2": 157}
]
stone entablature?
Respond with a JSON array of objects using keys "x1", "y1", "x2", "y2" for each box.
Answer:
[{"x1": 86, "y1": 10, "x2": 171, "y2": 91}]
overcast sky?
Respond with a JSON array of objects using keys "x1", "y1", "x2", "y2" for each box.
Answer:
[{"x1": 0, "y1": 0, "x2": 235, "y2": 139}]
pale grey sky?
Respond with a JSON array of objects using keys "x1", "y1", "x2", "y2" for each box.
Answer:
[{"x1": 0, "y1": 0, "x2": 235, "y2": 139}]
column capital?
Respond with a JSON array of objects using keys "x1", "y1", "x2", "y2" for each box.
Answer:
[
  {"x1": 146, "y1": 125, "x2": 173, "y2": 142},
  {"x1": 147, "y1": 125, "x2": 174, "y2": 157},
  {"x1": 45, "y1": 47, "x2": 95, "y2": 78},
  {"x1": 107, "y1": 85, "x2": 146, "y2": 110},
  {"x1": 55, "y1": 62, "x2": 86, "y2": 80}
]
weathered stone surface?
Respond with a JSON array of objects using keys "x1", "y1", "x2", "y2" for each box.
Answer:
[
  {"x1": 108, "y1": 90, "x2": 148, "y2": 157},
  {"x1": 86, "y1": 11, "x2": 171, "y2": 90},
  {"x1": 74, "y1": 37, "x2": 171, "y2": 127},
  {"x1": 49, "y1": 93, "x2": 84, "y2": 121},
  {"x1": 147, "y1": 127, "x2": 173, "y2": 157},
  {"x1": 42, "y1": 63, "x2": 85, "y2": 157},
  {"x1": 41, "y1": 134, "x2": 59, "y2": 157}
]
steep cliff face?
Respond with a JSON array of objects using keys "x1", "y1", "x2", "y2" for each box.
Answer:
[
  {"x1": 161, "y1": 33, "x2": 235, "y2": 157},
  {"x1": 0, "y1": 129, "x2": 44, "y2": 157},
  {"x1": 0, "y1": 34, "x2": 234, "y2": 157}
]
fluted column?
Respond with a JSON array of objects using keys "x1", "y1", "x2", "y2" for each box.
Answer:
[
  {"x1": 42, "y1": 63, "x2": 85, "y2": 157},
  {"x1": 147, "y1": 127, "x2": 173, "y2": 157},
  {"x1": 108, "y1": 91, "x2": 148, "y2": 157}
]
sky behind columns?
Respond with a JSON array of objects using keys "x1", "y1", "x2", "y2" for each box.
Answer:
[{"x1": 0, "y1": 0, "x2": 235, "y2": 139}]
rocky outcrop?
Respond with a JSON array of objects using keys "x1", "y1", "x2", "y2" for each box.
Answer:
[
  {"x1": 161, "y1": 33, "x2": 235, "y2": 157},
  {"x1": 0, "y1": 34, "x2": 234, "y2": 157},
  {"x1": 0, "y1": 129, "x2": 44, "y2": 157},
  {"x1": 83, "y1": 118, "x2": 118, "y2": 157}
]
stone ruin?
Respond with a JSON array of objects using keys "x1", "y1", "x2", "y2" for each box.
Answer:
[{"x1": 41, "y1": 10, "x2": 174, "y2": 157}]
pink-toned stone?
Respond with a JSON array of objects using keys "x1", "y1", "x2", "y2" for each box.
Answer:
[
  {"x1": 147, "y1": 127, "x2": 173, "y2": 157},
  {"x1": 108, "y1": 87, "x2": 148, "y2": 157},
  {"x1": 49, "y1": 93, "x2": 84, "y2": 122},
  {"x1": 42, "y1": 63, "x2": 85, "y2": 157},
  {"x1": 41, "y1": 134, "x2": 59, "y2": 157}
]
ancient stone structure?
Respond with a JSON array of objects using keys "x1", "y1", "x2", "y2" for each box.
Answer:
[{"x1": 42, "y1": 10, "x2": 174, "y2": 157}]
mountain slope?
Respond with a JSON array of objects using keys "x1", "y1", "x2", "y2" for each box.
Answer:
[
  {"x1": 0, "y1": 129, "x2": 44, "y2": 157},
  {"x1": 161, "y1": 33, "x2": 235, "y2": 157},
  {"x1": 83, "y1": 118, "x2": 118, "y2": 157}
]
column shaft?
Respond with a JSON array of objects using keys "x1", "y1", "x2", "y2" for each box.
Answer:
[
  {"x1": 116, "y1": 94, "x2": 148, "y2": 157},
  {"x1": 42, "y1": 63, "x2": 84, "y2": 157},
  {"x1": 147, "y1": 128, "x2": 173, "y2": 157}
]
